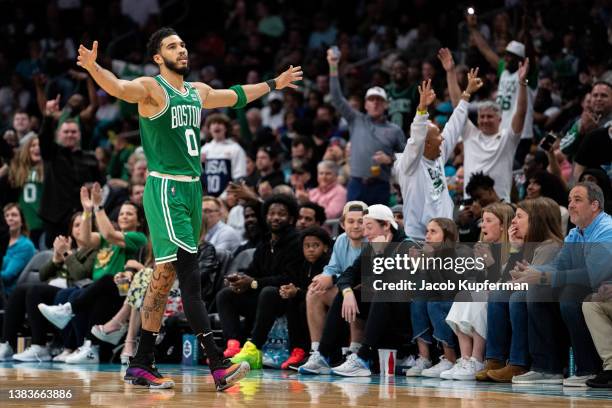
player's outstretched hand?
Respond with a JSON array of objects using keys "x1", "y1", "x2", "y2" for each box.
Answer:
[
  {"x1": 77, "y1": 41, "x2": 98, "y2": 71},
  {"x1": 274, "y1": 65, "x2": 303, "y2": 90}
]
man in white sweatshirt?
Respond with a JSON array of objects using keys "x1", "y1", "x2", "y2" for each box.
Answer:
[{"x1": 394, "y1": 71, "x2": 482, "y2": 241}]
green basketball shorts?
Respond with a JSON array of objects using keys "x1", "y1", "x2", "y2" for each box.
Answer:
[{"x1": 143, "y1": 174, "x2": 202, "y2": 264}]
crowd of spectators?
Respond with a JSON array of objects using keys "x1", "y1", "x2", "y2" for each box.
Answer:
[{"x1": 0, "y1": 0, "x2": 611, "y2": 390}]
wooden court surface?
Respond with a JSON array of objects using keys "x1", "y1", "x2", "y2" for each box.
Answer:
[{"x1": 1, "y1": 364, "x2": 610, "y2": 407}]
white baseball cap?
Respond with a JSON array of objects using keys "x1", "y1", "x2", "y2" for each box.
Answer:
[
  {"x1": 505, "y1": 40, "x2": 525, "y2": 58},
  {"x1": 364, "y1": 204, "x2": 398, "y2": 230},
  {"x1": 267, "y1": 91, "x2": 284, "y2": 103},
  {"x1": 365, "y1": 86, "x2": 388, "y2": 101}
]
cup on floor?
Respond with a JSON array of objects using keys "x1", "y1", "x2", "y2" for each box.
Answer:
[{"x1": 378, "y1": 349, "x2": 397, "y2": 377}]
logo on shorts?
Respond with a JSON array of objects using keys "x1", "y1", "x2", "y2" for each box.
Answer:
[{"x1": 171, "y1": 186, "x2": 176, "y2": 196}]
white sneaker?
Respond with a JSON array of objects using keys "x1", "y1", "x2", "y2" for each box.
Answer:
[
  {"x1": 0, "y1": 342, "x2": 14, "y2": 361},
  {"x1": 331, "y1": 353, "x2": 371, "y2": 377},
  {"x1": 298, "y1": 351, "x2": 331, "y2": 375},
  {"x1": 422, "y1": 356, "x2": 454, "y2": 378},
  {"x1": 563, "y1": 375, "x2": 596, "y2": 387},
  {"x1": 405, "y1": 356, "x2": 433, "y2": 377},
  {"x1": 452, "y1": 357, "x2": 484, "y2": 380},
  {"x1": 440, "y1": 358, "x2": 466, "y2": 380},
  {"x1": 52, "y1": 349, "x2": 74, "y2": 362},
  {"x1": 396, "y1": 354, "x2": 417, "y2": 367},
  {"x1": 65, "y1": 340, "x2": 99, "y2": 364},
  {"x1": 38, "y1": 303, "x2": 74, "y2": 329},
  {"x1": 512, "y1": 370, "x2": 564, "y2": 384},
  {"x1": 13, "y1": 344, "x2": 52, "y2": 362}
]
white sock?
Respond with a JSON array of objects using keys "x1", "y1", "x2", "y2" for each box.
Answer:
[
  {"x1": 349, "y1": 342, "x2": 361, "y2": 353},
  {"x1": 311, "y1": 342, "x2": 319, "y2": 352}
]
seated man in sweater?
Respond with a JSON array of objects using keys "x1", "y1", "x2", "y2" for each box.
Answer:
[
  {"x1": 512, "y1": 182, "x2": 612, "y2": 387},
  {"x1": 216, "y1": 194, "x2": 302, "y2": 361},
  {"x1": 394, "y1": 71, "x2": 482, "y2": 241}
]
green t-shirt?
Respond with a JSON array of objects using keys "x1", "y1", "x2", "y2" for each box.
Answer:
[
  {"x1": 385, "y1": 82, "x2": 418, "y2": 135},
  {"x1": 18, "y1": 168, "x2": 43, "y2": 231},
  {"x1": 92, "y1": 231, "x2": 147, "y2": 280}
]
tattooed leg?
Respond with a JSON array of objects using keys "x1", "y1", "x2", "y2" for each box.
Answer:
[{"x1": 141, "y1": 262, "x2": 176, "y2": 332}]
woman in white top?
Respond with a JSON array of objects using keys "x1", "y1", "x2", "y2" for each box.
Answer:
[{"x1": 442, "y1": 202, "x2": 514, "y2": 380}]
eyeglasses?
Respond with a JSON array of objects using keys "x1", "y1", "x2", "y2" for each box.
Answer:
[{"x1": 203, "y1": 208, "x2": 219, "y2": 214}]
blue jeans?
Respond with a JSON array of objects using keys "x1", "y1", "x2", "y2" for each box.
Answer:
[
  {"x1": 54, "y1": 287, "x2": 88, "y2": 349},
  {"x1": 486, "y1": 290, "x2": 529, "y2": 366},
  {"x1": 347, "y1": 177, "x2": 390, "y2": 206},
  {"x1": 527, "y1": 284, "x2": 601, "y2": 376},
  {"x1": 411, "y1": 300, "x2": 455, "y2": 348}
]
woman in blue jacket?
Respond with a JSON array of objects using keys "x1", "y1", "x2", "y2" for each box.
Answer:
[{"x1": 1, "y1": 203, "x2": 35, "y2": 297}]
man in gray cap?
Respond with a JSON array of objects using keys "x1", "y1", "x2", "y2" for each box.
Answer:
[{"x1": 327, "y1": 48, "x2": 406, "y2": 206}]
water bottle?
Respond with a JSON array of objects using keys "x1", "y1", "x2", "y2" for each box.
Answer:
[{"x1": 568, "y1": 347, "x2": 575, "y2": 377}]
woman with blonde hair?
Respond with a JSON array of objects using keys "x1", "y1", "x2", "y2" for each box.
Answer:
[
  {"x1": 478, "y1": 197, "x2": 563, "y2": 382},
  {"x1": 437, "y1": 203, "x2": 515, "y2": 380},
  {"x1": 8, "y1": 136, "x2": 44, "y2": 247}
]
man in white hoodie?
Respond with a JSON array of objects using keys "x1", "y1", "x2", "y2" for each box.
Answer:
[{"x1": 394, "y1": 70, "x2": 482, "y2": 241}]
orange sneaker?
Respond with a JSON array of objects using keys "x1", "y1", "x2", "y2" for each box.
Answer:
[
  {"x1": 281, "y1": 347, "x2": 307, "y2": 370},
  {"x1": 223, "y1": 339, "x2": 241, "y2": 358}
]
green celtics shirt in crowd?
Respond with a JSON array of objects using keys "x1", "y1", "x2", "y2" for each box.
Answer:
[
  {"x1": 18, "y1": 168, "x2": 43, "y2": 231},
  {"x1": 385, "y1": 82, "x2": 418, "y2": 135},
  {"x1": 139, "y1": 75, "x2": 203, "y2": 177},
  {"x1": 92, "y1": 231, "x2": 147, "y2": 281}
]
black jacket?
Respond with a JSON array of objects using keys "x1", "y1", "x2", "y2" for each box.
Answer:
[
  {"x1": 337, "y1": 228, "x2": 407, "y2": 292},
  {"x1": 291, "y1": 253, "x2": 331, "y2": 302},
  {"x1": 39, "y1": 116, "x2": 104, "y2": 225},
  {"x1": 245, "y1": 226, "x2": 303, "y2": 288}
]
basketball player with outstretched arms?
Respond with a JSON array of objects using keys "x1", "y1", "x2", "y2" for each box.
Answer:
[{"x1": 76, "y1": 27, "x2": 302, "y2": 391}]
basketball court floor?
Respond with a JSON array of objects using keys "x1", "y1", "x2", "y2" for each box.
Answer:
[{"x1": 1, "y1": 363, "x2": 610, "y2": 407}]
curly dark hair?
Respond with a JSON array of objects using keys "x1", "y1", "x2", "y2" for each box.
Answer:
[
  {"x1": 146, "y1": 27, "x2": 178, "y2": 59},
  {"x1": 465, "y1": 171, "x2": 495, "y2": 197},
  {"x1": 262, "y1": 194, "x2": 299, "y2": 222},
  {"x1": 299, "y1": 202, "x2": 327, "y2": 225}
]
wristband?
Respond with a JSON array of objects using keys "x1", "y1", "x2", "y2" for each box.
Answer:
[
  {"x1": 82, "y1": 211, "x2": 92, "y2": 220},
  {"x1": 342, "y1": 287, "x2": 353, "y2": 296},
  {"x1": 417, "y1": 108, "x2": 428, "y2": 116},
  {"x1": 329, "y1": 65, "x2": 338, "y2": 75},
  {"x1": 230, "y1": 85, "x2": 247, "y2": 109},
  {"x1": 265, "y1": 79, "x2": 276, "y2": 91}
]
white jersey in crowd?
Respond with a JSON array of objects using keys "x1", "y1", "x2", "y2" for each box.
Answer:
[
  {"x1": 394, "y1": 100, "x2": 468, "y2": 240},
  {"x1": 201, "y1": 139, "x2": 247, "y2": 196},
  {"x1": 496, "y1": 60, "x2": 537, "y2": 140},
  {"x1": 462, "y1": 117, "x2": 521, "y2": 202}
]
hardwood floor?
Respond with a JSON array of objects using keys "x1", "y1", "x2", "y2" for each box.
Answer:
[{"x1": 0, "y1": 364, "x2": 610, "y2": 407}]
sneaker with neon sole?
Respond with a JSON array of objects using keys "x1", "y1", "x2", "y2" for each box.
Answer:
[
  {"x1": 124, "y1": 362, "x2": 175, "y2": 389},
  {"x1": 211, "y1": 359, "x2": 251, "y2": 391},
  {"x1": 230, "y1": 341, "x2": 263, "y2": 370}
]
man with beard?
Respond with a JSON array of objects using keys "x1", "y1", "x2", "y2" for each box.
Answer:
[
  {"x1": 233, "y1": 200, "x2": 266, "y2": 256},
  {"x1": 75, "y1": 27, "x2": 302, "y2": 390},
  {"x1": 215, "y1": 194, "x2": 302, "y2": 367}
]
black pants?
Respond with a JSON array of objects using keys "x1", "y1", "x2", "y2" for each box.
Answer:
[
  {"x1": 527, "y1": 284, "x2": 602, "y2": 376},
  {"x1": 357, "y1": 301, "x2": 412, "y2": 362},
  {"x1": 216, "y1": 286, "x2": 260, "y2": 342},
  {"x1": 70, "y1": 275, "x2": 124, "y2": 343},
  {"x1": 2, "y1": 283, "x2": 60, "y2": 348},
  {"x1": 319, "y1": 289, "x2": 371, "y2": 365},
  {"x1": 250, "y1": 286, "x2": 309, "y2": 351}
]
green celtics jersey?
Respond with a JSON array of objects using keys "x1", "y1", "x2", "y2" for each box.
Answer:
[
  {"x1": 18, "y1": 168, "x2": 43, "y2": 231},
  {"x1": 139, "y1": 75, "x2": 203, "y2": 177}
]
